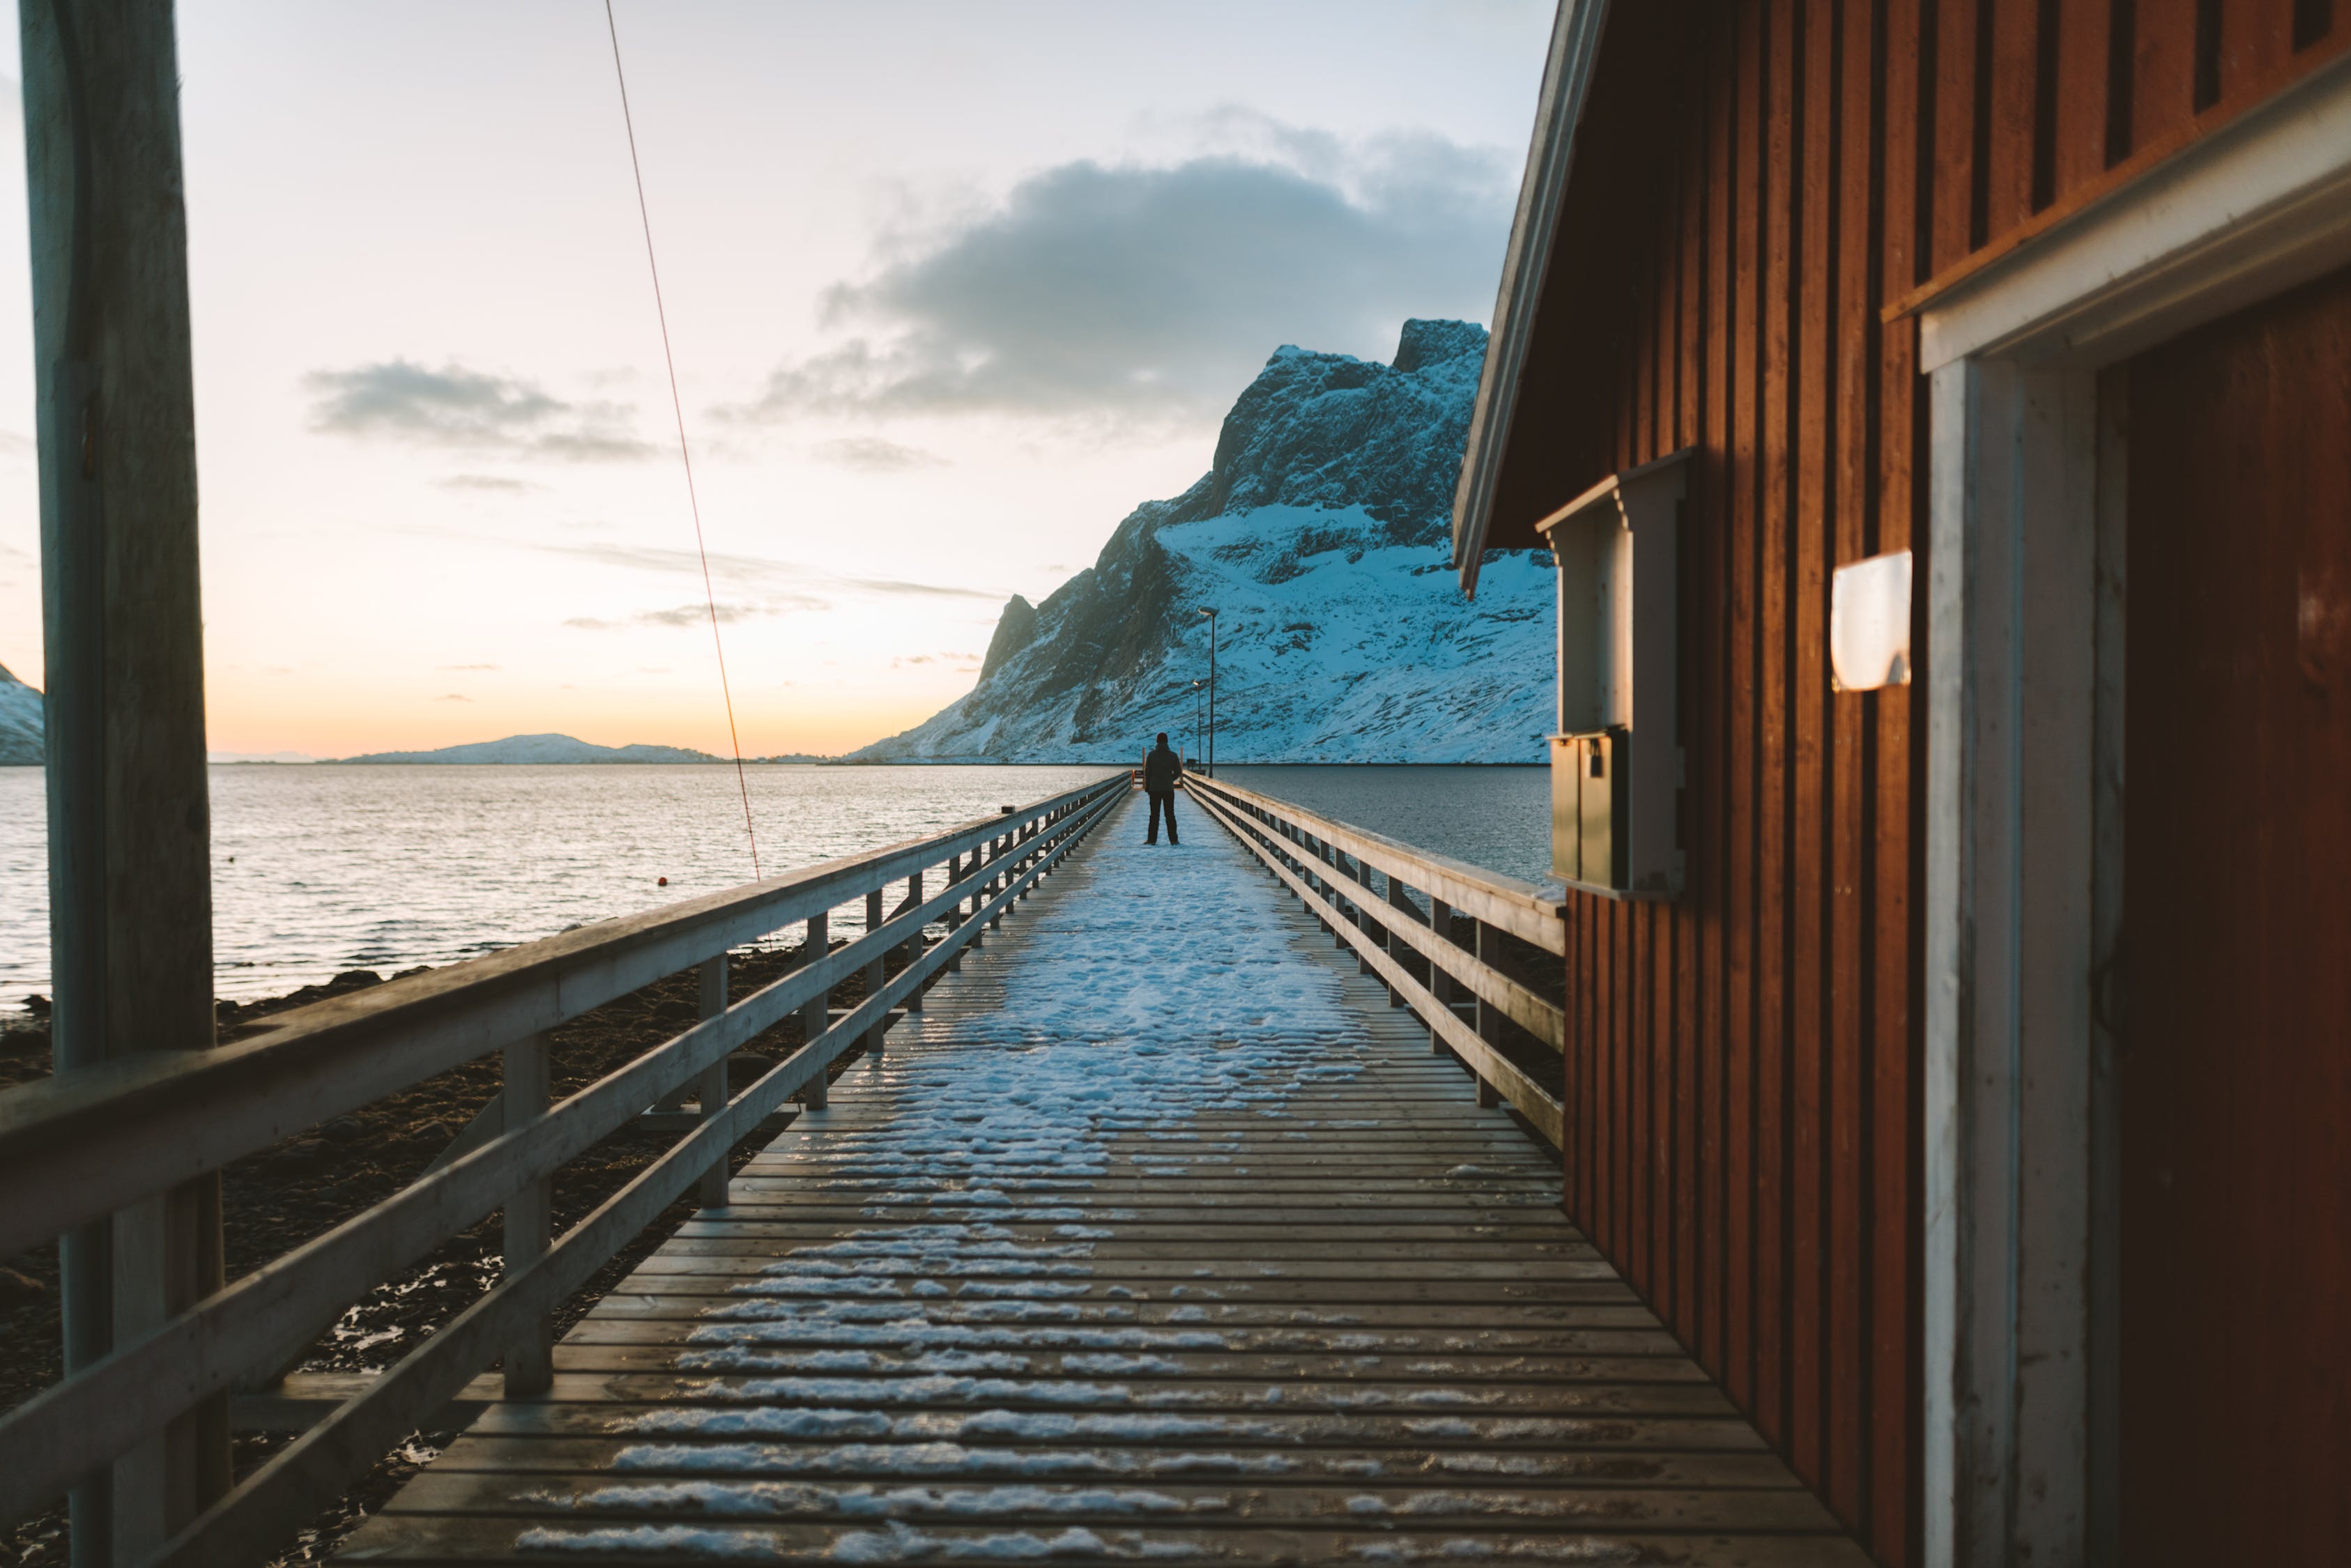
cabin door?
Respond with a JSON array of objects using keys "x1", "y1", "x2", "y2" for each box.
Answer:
[{"x1": 2118, "y1": 263, "x2": 2351, "y2": 1562}]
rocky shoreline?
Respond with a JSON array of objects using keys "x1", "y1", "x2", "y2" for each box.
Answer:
[{"x1": 1, "y1": 932, "x2": 889, "y2": 1565}]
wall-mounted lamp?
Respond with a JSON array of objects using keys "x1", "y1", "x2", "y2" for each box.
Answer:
[{"x1": 1829, "y1": 550, "x2": 1914, "y2": 692}]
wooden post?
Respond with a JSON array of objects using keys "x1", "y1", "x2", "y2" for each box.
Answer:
[
  {"x1": 1471, "y1": 923, "x2": 1503, "y2": 1108},
  {"x1": 501, "y1": 1031, "x2": 553, "y2": 1396},
  {"x1": 903, "y1": 873, "x2": 924, "y2": 1012},
  {"x1": 863, "y1": 889, "x2": 887, "y2": 1056},
  {"x1": 801, "y1": 912, "x2": 829, "y2": 1107},
  {"x1": 1429, "y1": 899, "x2": 1455, "y2": 1055},
  {"x1": 1383, "y1": 875, "x2": 1416, "y2": 1009},
  {"x1": 1347, "y1": 857, "x2": 1377, "y2": 977},
  {"x1": 967, "y1": 846, "x2": 986, "y2": 946},
  {"x1": 946, "y1": 854, "x2": 968, "y2": 968},
  {"x1": 989, "y1": 834, "x2": 1007, "y2": 928},
  {"x1": 22, "y1": 2, "x2": 227, "y2": 1556},
  {"x1": 696, "y1": 954, "x2": 730, "y2": 1208}
]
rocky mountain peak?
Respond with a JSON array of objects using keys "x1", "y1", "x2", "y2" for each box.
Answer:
[
  {"x1": 850, "y1": 318, "x2": 1551, "y2": 764},
  {"x1": 0, "y1": 662, "x2": 42, "y2": 767}
]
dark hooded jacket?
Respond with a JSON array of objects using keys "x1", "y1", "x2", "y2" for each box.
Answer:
[{"x1": 1142, "y1": 741, "x2": 1181, "y2": 792}]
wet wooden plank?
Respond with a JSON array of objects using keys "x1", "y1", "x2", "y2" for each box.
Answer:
[{"x1": 335, "y1": 793, "x2": 1863, "y2": 1564}]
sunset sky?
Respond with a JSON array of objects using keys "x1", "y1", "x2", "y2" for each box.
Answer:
[{"x1": 0, "y1": 1, "x2": 1552, "y2": 758}]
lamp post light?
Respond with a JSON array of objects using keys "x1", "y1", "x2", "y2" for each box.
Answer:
[{"x1": 1197, "y1": 606, "x2": 1218, "y2": 776}]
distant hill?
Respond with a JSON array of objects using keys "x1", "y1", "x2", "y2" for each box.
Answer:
[
  {"x1": 333, "y1": 732, "x2": 720, "y2": 764},
  {"x1": 845, "y1": 318, "x2": 1553, "y2": 764},
  {"x1": 0, "y1": 663, "x2": 41, "y2": 766}
]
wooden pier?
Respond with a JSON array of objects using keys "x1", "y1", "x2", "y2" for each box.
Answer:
[{"x1": 334, "y1": 788, "x2": 1865, "y2": 1565}]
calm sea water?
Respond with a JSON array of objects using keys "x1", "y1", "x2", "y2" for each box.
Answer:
[
  {"x1": 1216, "y1": 765, "x2": 1554, "y2": 889},
  {"x1": 0, "y1": 763, "x2": 1553, "y2": 1006}
]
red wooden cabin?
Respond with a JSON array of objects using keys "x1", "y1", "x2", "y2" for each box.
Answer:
[{"x1": 1454, "y1": 3, "x2": 2351, "y2": 1563}]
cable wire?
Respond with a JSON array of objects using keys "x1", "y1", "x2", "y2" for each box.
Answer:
[{"x1": 602, "y1": 0, "x2": 762, "y2": 879}]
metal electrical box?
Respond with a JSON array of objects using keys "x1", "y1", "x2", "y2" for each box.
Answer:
[
  {"x1": 1549, "y1": 730, "x2": 1625, "y2": 887},
  {"x1": 1538, "y1": 450, "x2": 1691, "y2": 898}
]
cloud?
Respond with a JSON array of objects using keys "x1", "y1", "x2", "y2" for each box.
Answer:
[
  {"x1": 439, "y1": 663, "x2": 500, "y2": 671},
  {"x1": 734, "y1": 123, "x2": 1510, "y2": 428},
  {"x1": 894, "y1": 651, "x2": 983, "y2": 672},
  {"x1": 809, "y1": 436, "x2": 950, "y2": 472},
  {"x1": 842, "y1": 576, "x2": 998, "y2": 601},
  {"x1": 566, "y1": 602, "x2": 782, "y2": 631},
  {"x1": 0, "y1": 429, "x2": 35, "y2": 459},
  {"x1": 436, "y1": 693, "x2": 473, "y2": 702},
  {"x1": 437, "y1": 473, "x2": 540, "y2": 493},
  {"x1": 637, "y1": 602, "x2": 763, "y2": 628},
  {"x1": 307, "y1": 360, "x2": 654, "y2": 461},
  {"x1": 493, "y1": 535, "x2": 998, "y2": 602}
]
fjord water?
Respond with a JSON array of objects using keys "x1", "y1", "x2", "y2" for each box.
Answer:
[{"x1": 0, "y1": 763, "x2": 1552, "y2": 1005}]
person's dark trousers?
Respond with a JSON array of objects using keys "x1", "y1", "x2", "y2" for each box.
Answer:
[{"x1": 1147, "y1": 789, "x2": 1179, "y2": 845}]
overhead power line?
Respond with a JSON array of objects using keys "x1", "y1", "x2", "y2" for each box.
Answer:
[{"x1": 602, "y1": 0, "x2": 762, "y2": 879}]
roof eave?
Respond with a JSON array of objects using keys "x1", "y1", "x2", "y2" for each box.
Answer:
[{"x1": 1451, "y1": 0, "x2": 1616, "y2": 599}]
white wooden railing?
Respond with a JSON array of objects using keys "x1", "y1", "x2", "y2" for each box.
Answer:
[
  {"x1": 1184, "y1": 774, "x2": 1567, "y2": 1145},
  {"x1": 0, "y1": 771, "x2": 1127, "y2": 1566}
]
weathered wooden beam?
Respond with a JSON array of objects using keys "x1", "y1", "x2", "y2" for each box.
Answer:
[
  {"x1": 227, "y1": 1371, "x2": 498, "y2": 1436},
  {"x1": 22, "y1": 0, "x2": 226, "y2": 1553}
]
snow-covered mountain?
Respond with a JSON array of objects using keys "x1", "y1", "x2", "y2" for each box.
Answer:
[
  {"x1": 850, "y1": 319, "x2": 1552, "y2": 764},
  {"x1": 0, "y1": 663, "x2": 41, "y2": 766},
  {"x1": 334, "y1": 733, "x2": 719, "y2": 764}
]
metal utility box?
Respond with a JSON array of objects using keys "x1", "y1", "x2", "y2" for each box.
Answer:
[
  {"x1": 1537, "y1": 450, "x2": 1690, "y2": 898},
  {"x1": 1549, "y1": 730, "x2": 1626, "y2": 887}
]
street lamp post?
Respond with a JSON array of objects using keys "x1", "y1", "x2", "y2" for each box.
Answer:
[
  {"x1": 1197, "y1": 607, "x2": 1218, "y2": 776},
  {"x1": 1190, "y1": 680, "x2": 1204, "y2": 771}
]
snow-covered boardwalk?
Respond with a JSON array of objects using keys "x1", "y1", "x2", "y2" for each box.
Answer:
[{"x1": 338, "y1": 792, "x2": 1864, "y2": 1565}]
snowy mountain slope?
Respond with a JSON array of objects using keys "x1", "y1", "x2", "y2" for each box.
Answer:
[
  {"x1": 0, "y1": 663, "x2": 41, "y2": 766},
  {"x1": 850, "y1": 319, "x2": 1553, "y2": 764}
]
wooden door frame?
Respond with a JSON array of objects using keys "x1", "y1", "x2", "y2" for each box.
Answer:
[{"x1": 1913, "y1": 49, "x2": 2351, "y2": 1568}]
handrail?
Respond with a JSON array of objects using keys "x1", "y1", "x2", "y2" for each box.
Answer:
[
  {"x1": 1184, "y1": 774, "x2": 1567, "y2": 955},
  {"x1": 0, "y1": 774, "x2": 1121, "y2": 1262},
  {"x1": 1184, "y1": 775, "x2": 1565, "y2": 1146},
  {"x1": 0, "y1": 772, "x2": 1127, "y2": 1559}
]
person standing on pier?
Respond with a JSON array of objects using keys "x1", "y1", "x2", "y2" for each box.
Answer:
[{"x1": 1142, "y1": 732, "x2": 1181, "y2": 846}]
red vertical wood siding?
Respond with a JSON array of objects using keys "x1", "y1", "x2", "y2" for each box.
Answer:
[{"x1": 1520, "y1": 3, "x2": 2343, "y2": 1566}]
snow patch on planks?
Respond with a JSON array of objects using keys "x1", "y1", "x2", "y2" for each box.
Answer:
[{"x1": 336, "y1": 792, "x2": 1868, "y2": 1565}]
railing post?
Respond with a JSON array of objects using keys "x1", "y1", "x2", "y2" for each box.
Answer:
[
  {"x1": 1471, "y1": 923, "x2": 1504, "y2": 1109},
  {"x1": 801, "y1": 912, "x2": 830, "y2": 1108},
  {"x1": 903, "y1": 872, "x2": 924, "y2": 1011},
  {"x1": 502, "y1": 1031, "x2": 554, "y2": 1396},
  {"x1": 1384, "y1": 875, "x2": 1416, "y2": 1010},
  {"x1": 945, "y1": 854, "x2": 969, "y2": 969},
  {"x1": 696, "y1": 954, "x2": 730, "y2": 1208},
  {"x1": 968, "y1": 846, "x2": 987, "y2": 946},
  {"x1": 1430, "y1": 898, "x2": 1455, "y2": 1054},
  {"x1": 864, "y1": 889, "x2": 887, "y2": 1056},
  {"x1": 990, "y1": 834, "x2": 1008, "y2": 928},
  {"x1": 1345, "y1": 855, "x2": 1377, "y2": 978}
]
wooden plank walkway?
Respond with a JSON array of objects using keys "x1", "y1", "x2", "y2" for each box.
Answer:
[{"x1": 337, "y1": 790, "x2": 1866, "y2": 1565}]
